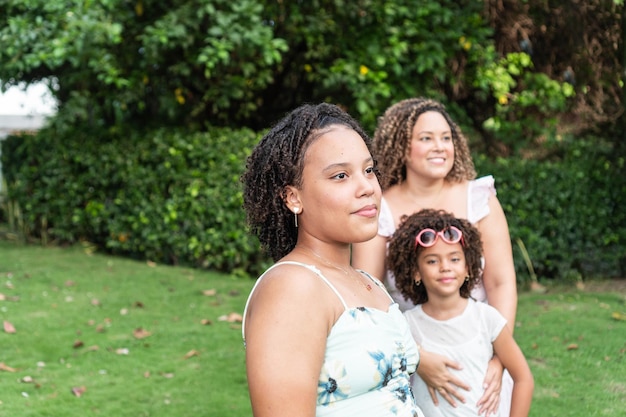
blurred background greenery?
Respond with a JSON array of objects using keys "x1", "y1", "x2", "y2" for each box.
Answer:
[{"x1": 1, "y1": 0, "x2": 624, "y2": 283}]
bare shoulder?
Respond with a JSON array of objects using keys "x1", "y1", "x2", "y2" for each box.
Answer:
[
  {"x1": 245, "y1": 262, "x2": 339, "y2": 342},
  {"x1": 251, "y1": 262, "x2": 327, "y2": 303}
]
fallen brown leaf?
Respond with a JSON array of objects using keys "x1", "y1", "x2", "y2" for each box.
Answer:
[
  {"x1": 83, "y1": 345, "x2": 100, "y2": 353},
  {"x1": 0, "y1": 362, "x2": 16, "y2": 372},
  {"x1": 200, "y1": 319, "x2": 213, "y2": 325},
  {"x1": 146, "y1": 261, "x2": 156, "y2": 267},
  {"x1": 0, "y1": 293, "x2": 19, "y2": 302},
  {"x1": 71, "y1": 386, "x2": 87, "y2": 397},
  {"x1": 567, "y1": 343, "x2": 579, "y2": 350},
  {"x1": 218, "y1": 312, "x2": 243, "y2": 323},
  {"x1": 202, "y1": 289, "x2": 217, "y2": 296},
  {"x1": 611, "y1": 311, "x2": 626, "y2": 321},
  {"x1": 184, "y1": 349, "x2": 200, "y2": 359},
  {"x1": 73, "y1": 340, "x2": 84, "y2": 349},
  {"x1": 133, "y1": 328, "x2": 152, "y2": 339},
  {"x1": 3, "y1": 320, "x2": 16, "y2": 334}
]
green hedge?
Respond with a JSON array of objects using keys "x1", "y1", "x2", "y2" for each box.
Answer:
[
  {"x1": 474, "y1": 139, "x2": 626, "y2": 282},
  {"x1": 1, "y1": 129, "x2": 624, "y2": 282},
  {"x1": 0, "y1": 126, "x2": 270, "y2": 276}
]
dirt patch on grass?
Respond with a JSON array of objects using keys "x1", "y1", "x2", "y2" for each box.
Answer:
[
  {"x1": 524, "y1": 278, "x2": 626, "y2": 295},
  {"x1": 579, "y1": 278, "x2": 626, "y2": 294}
]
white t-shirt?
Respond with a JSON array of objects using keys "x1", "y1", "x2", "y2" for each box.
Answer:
[{"x1": 404, "y1": 299, "x2": 507, "y2": 417}]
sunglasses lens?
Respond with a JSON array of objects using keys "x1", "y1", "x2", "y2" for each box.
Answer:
[
  {"x1": 443, "y1": 228, "x2": 459, "y2": 242},
  {"x1": 418, "y1": 230, "x2": 436, "y2": 246}
]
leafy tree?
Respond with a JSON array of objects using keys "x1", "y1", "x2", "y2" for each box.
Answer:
[
  {"x1": 0, "y1": 0, "x2": 288, "y2": 130},
  {"x1": 0, "y1": 0, "x2": 620, "y2": 153}
]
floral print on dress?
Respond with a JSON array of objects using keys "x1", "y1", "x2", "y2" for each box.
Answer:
[
  {"x1": 348, "y1": 306, "x2": 377, "y2": 325},
  {"x1": 318, "y1": 359, "x2": 351, "y2": 406},
  {"x1": 368, "y1": 340, "x2": 416, "y2": 413}
]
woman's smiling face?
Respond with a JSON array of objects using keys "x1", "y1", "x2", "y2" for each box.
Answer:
[{"x1": 406, "y1": 111, "x2": 455, "y2": 180}]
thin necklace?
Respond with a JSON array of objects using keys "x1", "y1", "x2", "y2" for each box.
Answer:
[{"x1": 297, "y1": 246, "x2": 372, "y2": 292}]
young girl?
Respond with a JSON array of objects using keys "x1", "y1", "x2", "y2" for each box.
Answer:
[{"x1": 387, "y1": 209, "x2": 533, "y2": 417}]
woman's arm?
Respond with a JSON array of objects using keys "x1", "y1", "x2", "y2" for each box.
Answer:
[
  {"x1": 244, "y1": 267, "x2": 330, "y2": 417},
  {"x1": 475, "y1": 195, "x2": 518, "y2": 413},
  {"x1": 416, "y1": 348, "x2": 471, "y2": 407},
  {"x1": 351, "y1": 233, "x2": 388, "y2": 281},
  {"x1": 478, "y1": 195, "x2": 518, "y2": 327},
  {"x1": 492, "y1": 327, "x2": 534, "y2": 417}
]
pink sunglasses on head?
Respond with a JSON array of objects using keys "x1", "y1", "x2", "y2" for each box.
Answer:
[{"x1": 415, "y1": 226, "x2": 465, "y2": 248}]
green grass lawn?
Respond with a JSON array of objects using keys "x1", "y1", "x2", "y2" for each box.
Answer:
[
  {"x1": 1, "y1": 240, "x2": 625, "y2": 416},
  {"x1": 0, "y1": 240, "x2": 252, "y2": 417}
]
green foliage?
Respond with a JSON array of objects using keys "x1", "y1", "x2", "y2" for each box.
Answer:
[
  {"x1": 0, "y1": 0, "x2": 505, "y2": 135},
  {"x1": 261, "y1": 0, "x2": 494, "y2": 131},
  {"x1": 0, "y1": 0, "x2": 287, "y2": 129},
  {"x1": 1, "y1": 0, "x2": 593, "y2": 153},
  {"x1": 0, "y1": 126, "x2": 269, "y2": 276},
  {"x1": 475, "y1": 51, "x2": 576, "y2": 153},
  {"x1": 3, "y1": 127, "x2": 624, "y2": 282},
  {"x1": 474, "y1": 138, "x2": 626, "y2": 282}
]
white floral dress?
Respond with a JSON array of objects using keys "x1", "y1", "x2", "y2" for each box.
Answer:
[{"x1": 243, "y1": 261, "x2": 425, "y2": 417}]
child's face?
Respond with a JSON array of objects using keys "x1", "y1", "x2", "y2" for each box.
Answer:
[{"x1": 416, "y1": 239, "x2": 468, "y2": 297}]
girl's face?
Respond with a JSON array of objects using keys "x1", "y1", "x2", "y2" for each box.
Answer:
[
  {"x1": 416, "y1": 238, "x2": 468, "y2": 298},
  {"x1": 406, "y1": 111, "x2": 455, "y2": 180},
  {"x1": 296, "y1": 125, "x2": 382, "y2": 244}
]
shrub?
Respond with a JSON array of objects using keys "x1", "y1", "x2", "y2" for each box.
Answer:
[
  {"x1": 2, "y1": 129, "x2": 624, "y2": 282},
  {"x1": 0, "y1": 126, "x2": 270, "y2": 276},
  {"x1": 474, "y1": 137, "x2": 626, "y2": 283}
]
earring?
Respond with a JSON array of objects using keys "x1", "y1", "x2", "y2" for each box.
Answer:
[
  {"x1": 465, "y1": 276, "x2": 470, "y2": 282},
  {"x1": 293, "y1": 207, "x2": 300, "y2": 228},
  {"x1": 414, "y1": 280, "x2": 421, "y2": 287}
]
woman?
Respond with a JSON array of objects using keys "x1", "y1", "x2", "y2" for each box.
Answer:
[
  {"x1": 352, "y1": 97, "x2": 517, "y2": 416},
  {"x1": 241, "y1": 103, "x2": 425, "y2": 417}
]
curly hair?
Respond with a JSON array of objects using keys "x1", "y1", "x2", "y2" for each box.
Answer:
[
  {"x1": 372, "y1": 97, "x2": 476, "y2": 190},
  {"x1": 241, "y1": 103, "x2": 373, "y2": 262},
  {"x1": 387, "y1": 209, "x2": 483, "y2": 305}
]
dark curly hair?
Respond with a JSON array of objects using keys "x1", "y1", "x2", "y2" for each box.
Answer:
[
  {"x1": 241, "y1": 103, "x2": 373, "y2": 262},
  {"x1": 373, "y1": 97, "x2": 476, "y2": 190},
  {"x1": 387, "y1": 209, "x2": 483, "y2": 305}
]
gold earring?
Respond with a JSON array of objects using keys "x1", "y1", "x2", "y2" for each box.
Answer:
[
  {"x1": 414, "y1": 279, "x2": 421, "y2": 287},
  {"x1": 293, "y1": 207, "x2": 300, "y2": 227},
  {"x1": 465, "y1": 275, "x2": 470, "y2": 282}
]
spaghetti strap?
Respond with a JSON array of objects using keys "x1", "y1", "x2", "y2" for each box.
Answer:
[
  {"x1": 242, "y1": 261, "x2": 349, "y2": 343},
  {"x1": 358, "y1": 269, "x2": 395, "y2": 304}
]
